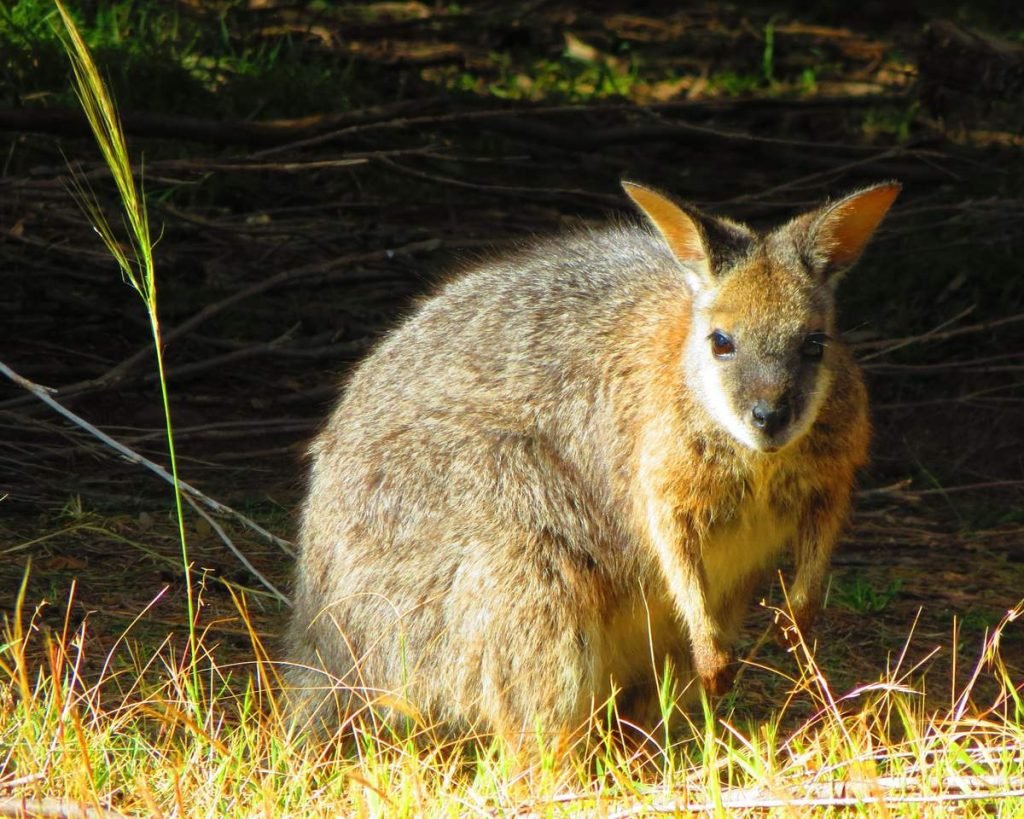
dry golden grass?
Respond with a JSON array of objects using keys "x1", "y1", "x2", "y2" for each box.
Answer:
[{"x1": 1, "y1": 576, "x2": 1021, "y2": 816}]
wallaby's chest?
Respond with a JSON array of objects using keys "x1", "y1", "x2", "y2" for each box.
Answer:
[
  {"x1": 676, "y1": 452, "x2": 807, "y2": 604},
  {"x1": 699, "y1": 482, "x2": 798, "y2": 604}
]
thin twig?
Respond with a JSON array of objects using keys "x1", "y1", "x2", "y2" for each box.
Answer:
[
  {"x1": 521, "y1": 773, "x2": 1024, "y2": 817},
  {"x1": 875, "y1": 480, "x2": 1024, "y2": 498},
  {"x1": 0, "y1": 797, "x2": 127, "y2": 819},
  {"x1": 598, "y1": 782, "x2": 1024, "y2": 814},
  {"x1": 377, "y1": 156, "x2": 619, "y2": 204},
  {"x1": 0, "y1": 360, "x2": 295, "y2": 572},
  {"x1": 857, "y1": 310, "x2": 1024, "y2": 360},
  {"x1": 182, "y1": 495, "x2": 289, "y2": 605},
  {"x1": 0, "y1": 238, "x2": 444, "y2": 411}
]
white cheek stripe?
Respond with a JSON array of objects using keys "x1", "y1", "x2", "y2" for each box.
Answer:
[
  {"x1": 684, "y1": 317, "x2": 761, "y2": 450},
  {"x1": 693, "y1": 357, "x2": 761, "y2": 449}
]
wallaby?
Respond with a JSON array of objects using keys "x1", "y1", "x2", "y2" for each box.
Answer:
[{"x1": 285, "y1": 180, "x2": 900, "y2": 746}]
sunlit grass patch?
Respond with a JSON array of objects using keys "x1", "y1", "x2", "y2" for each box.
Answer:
[{"x1": 1, "y1": 580, "x2": 1021, "y2": 815}]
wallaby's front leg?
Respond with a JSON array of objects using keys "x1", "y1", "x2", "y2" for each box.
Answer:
[
  {"x1": 783, "y1": 485, "x2": 852, "y2": 645},
  {"x1": 645, "y1": 496, "x2": 733, "y2": 695}
]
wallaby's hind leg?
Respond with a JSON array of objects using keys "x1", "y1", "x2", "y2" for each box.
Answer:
[
  {"x1": 442, "y1": 525, "x2": 605, "y2": 748},
  {"x1": 282, "y1": 616, "x2": 379, "y2": 741}
]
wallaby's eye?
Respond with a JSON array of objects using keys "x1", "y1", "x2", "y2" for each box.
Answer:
[
  {"x1": 709, "y1": 331, "x2": 736, "y2": 359},
  {"x1": 801, "y1": 333, "x2": 828, "y2": 361}
]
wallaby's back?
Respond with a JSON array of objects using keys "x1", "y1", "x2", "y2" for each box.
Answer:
[{"x1": 286, "y1": 182, "x2": 899, "y2": 744}]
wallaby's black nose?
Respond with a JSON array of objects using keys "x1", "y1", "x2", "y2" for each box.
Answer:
[{"x1": 751, "y1": 400, "x2": 791, "y2": 437}]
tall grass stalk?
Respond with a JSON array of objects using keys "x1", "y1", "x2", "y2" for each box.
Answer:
[{"x1": 52, "y1": 1, "x2": 197, "y2": 700}]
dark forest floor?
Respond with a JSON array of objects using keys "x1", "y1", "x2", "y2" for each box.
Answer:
[{"x1": 1, "y1": 1, "x2": 1022, "y2": 731}]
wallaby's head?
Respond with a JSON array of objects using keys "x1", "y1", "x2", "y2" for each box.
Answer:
[{"x1": 624, "y1": 180, "x2": 900, "y2": 453}]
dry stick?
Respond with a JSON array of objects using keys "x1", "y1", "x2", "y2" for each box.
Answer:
[
  {"x1": 872, "y1": 479, "x2": 1024, "y2": 498},
  {"x1": 119, "y1": 418, "x2": 314, "y2": 444},
  {"x1": 18, "y1": 146, "x2": 445, "y2": 188},
  {"x1": 0, "y1": 98, "x2": 439, "y2": 147},
  {"x1": 0, "y1": 238, "x2": 442, "y2": 411},
  {"x1": 534, "y1": 773, "x2": 1024, "y2": 814},
  {"x1": 250, "y1": 95, "x2": 907, "y2": 159},
  {"x1": 111, "y1": 237, "x2": 436, "y2": 378},
  {"x1": 0, "y1": 94, "x2": 903, "y2": 148},
  {"x1": 183, "y1": 495, "x2": 289, "y2": 606},
  {"x1": 598, "y1": 781, "x2": 1024, "y2": 816},
  {"x1": 132, "y1": 291, "x2": 407, "y2": 386},
  {"x1": 476, "y1": 113, "x2": 895, "y2": 154},
  {"x1": 11, "y1": 158, "x2": 369, "y2": 188},
  {"x1": 875, "y1": 383, "x2": 1023, "y2": 411},
  {"x1": 377, "y1": 156, "x2": 619, "y2": 204},
  {"x1": 715, "y1": 145, "x2": 932, "y2": 206},
  {"x1": 0, "y1": 774, "x2": 45, "y2": 790},
  {"x1": 0, "y1": 360, "x2": 295, "y2": 569},
  {"x1": 0, "y1": 798, "x2": 127, "y2": 819},
  {"x1": 147, "y1": 339, "x2": 373, "y2": 386},
  {"x1": 856, "y1": 305, "x2": 975, "y2": 361},
  {"x1": 866, "y1": 350, "x2": 1024, "y2": 373},
  {"x1": 856, "y1": 310, "x2": 1024, "y2": 359}
]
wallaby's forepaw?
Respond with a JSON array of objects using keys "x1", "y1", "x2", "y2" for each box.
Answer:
[
  {"x1": 701, "y1": 663, "x2": 735, "y2": 697},
  {"x1": 696, "y1": 649, "x2": 735, "y2": 697}
]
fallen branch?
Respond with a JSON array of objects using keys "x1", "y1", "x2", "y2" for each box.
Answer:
[
  {"x1": 0, "y1": 94, "x2": 906, "y2": 147},
  {"x1": 856, "y1": 310, "x2": 1024, "y2": 360},
  {"x1": 519, "y1": 773, "x2": 1024, "y2": 817},
  {"x1": 0, "y1": 797, "x2": 127, "y2": 819},
  {"x1": 0, "y1": 360, "x2": 296, "y2": 584},
  {"x1": 598, "y1": 775, "x2": 1024, "y2": 816},
  {"x1": 0, "y1": 99, "x2": 438, "y2": 147},
  {"x1": 0, "y1": 238, "x2": 444, "y2": 411},
  {"x1": 183, "y1": 494, "x2": 289, "y2": 606}
]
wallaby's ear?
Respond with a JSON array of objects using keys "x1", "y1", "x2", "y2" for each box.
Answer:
[
  {"x1": 801, "y1": 182, "x2": 901, "y2": 283},
  {"x1": 623, "y1": 181, "x2": 712, "y2": 285}
]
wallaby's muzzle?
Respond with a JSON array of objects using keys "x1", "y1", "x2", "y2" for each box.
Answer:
[{"x1": 751, "y1": 397, "x2": 792, "y2": 439}]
